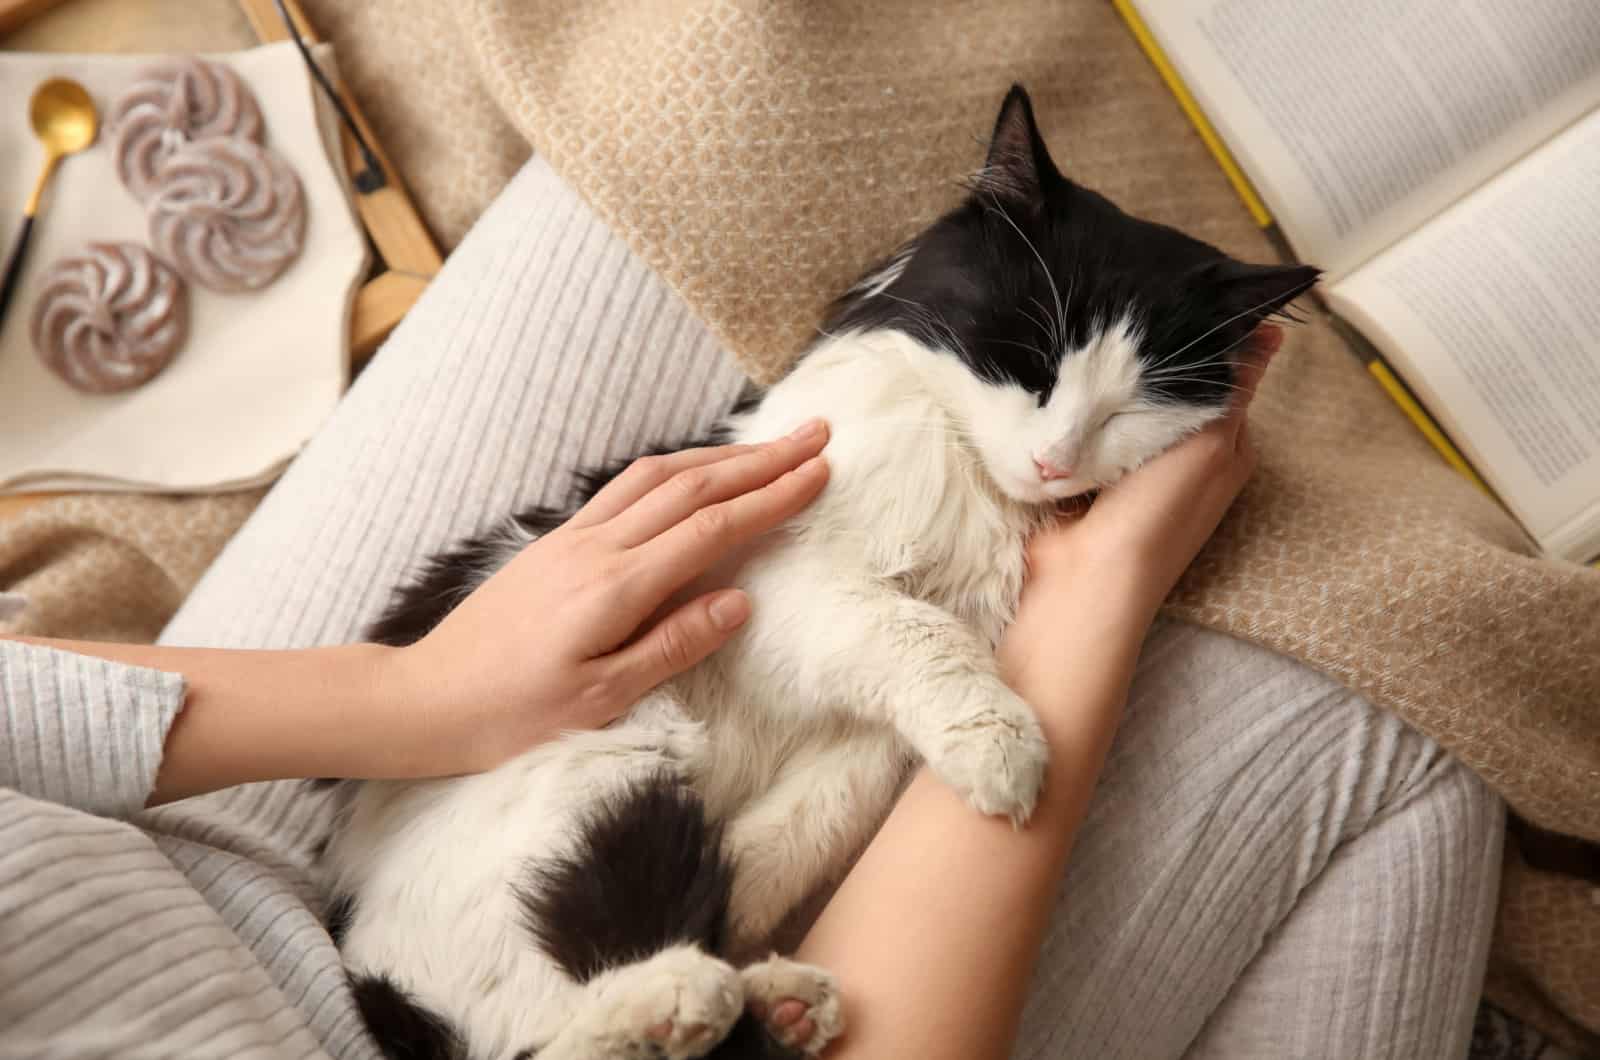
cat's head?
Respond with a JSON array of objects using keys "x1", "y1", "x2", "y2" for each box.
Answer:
[{"x1": 826, "y1": 85, "x2": 1319, "y2": 503}]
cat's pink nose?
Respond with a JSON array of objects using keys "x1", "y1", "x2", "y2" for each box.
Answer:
[{"x1": 1034, "y1": 457, "x2": 1074, "y2": 481}]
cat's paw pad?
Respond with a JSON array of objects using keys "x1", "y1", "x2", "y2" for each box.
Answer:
[
  {"x1": 929, "y1": 693, "x2": 1048, "y2": 824},
  {"x1": 600, "y1": 946, "x2": 742, "y2": 1059},
  {"x1": 740, "y1": 956, "x2": 844, "y2": 1056}
]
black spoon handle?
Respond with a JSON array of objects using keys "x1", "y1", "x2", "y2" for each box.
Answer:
[{"x1": 0, "y1": 214, "x2": 37, "y2": 334}]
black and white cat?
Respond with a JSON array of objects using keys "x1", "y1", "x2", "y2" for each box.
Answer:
[{"x1": 323, "y1": 86, "x2": 1318, "y2": 1060}]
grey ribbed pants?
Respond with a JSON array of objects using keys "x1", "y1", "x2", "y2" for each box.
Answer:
[{"x1": 5, "y1": 156, "x2": 1501, "y2": 1059}]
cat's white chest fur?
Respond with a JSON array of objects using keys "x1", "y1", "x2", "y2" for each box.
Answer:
[
  {"x1": 656, "y1": 331, "x2": 1051, "y2": 942},
  {"x1": 728, "y1": 330, "x2": 1042, "y2": 645}
]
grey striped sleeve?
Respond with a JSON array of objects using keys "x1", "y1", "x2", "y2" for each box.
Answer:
[{"x1": 1, "y1": 639, "x2": 186, "y2": 817}]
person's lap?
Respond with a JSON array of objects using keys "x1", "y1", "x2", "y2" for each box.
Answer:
[
  {"x1": 161, "y1": 156, "x2": 1501, "y2": 1060},
  {"x1": 1015, "y1": 621, "x2": 1501, "y2": 1058}
]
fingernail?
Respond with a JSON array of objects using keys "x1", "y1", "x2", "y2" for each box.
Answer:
[
  {"x1": 796, "y1": 455, "x2": 828, "y2": 477},
  {"x1": 789, "y1": 418, "x2": 827, "y2": 441},
  {"x1": 709, "y1": 590, "x2": 750, "y2": 631}
]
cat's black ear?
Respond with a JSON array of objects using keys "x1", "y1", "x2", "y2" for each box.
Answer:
[
  {"x1": 1201, "y1": 261, "x2": 1322, "y2": 321},
  {"x1": 981, "y1": 84, "x2": 1061, "y2": 201}
]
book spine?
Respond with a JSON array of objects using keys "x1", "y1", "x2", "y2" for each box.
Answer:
[{"x1": 1112, "y1": 0, "x2": 1273, "y2": 227}]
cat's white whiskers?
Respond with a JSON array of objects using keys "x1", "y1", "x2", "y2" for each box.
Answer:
[
  {"x1": 982, "y1": 191, "x2": 1067, "y2": 357},
  {"x1": 1152, "y1": 277, "x2": 1317, "y2": 369},
  {"x1": 987, "y1": 337, "x2": 1054, "y2": 373},
  {"x1": 1015, "y1": 304, "x2": 1060, "y2": 361},
  {"x1": 1143, "y1": 377, "x2": 1252, "y2": 394},
  {"x1": 882, "y1": 292, "x2": 975, "y2": 365},
  {"x1": 1027, "y1": 296, "x2": 1065, "y2": 355}
]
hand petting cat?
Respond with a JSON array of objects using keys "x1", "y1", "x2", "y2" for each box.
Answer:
[
  {"x1": 386, "y1": 420, "x2": 832, "y2": 775},
  {"x1": 10, "y1": 423, "x2": 831, "y2": 805}
]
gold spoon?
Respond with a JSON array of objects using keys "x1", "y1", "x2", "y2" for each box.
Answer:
[{"x1": 0, "y1": 78, "x2": 99, "y2": 328}]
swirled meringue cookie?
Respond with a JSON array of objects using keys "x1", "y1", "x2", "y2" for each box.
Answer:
[
  {"x1": 30, "y1": 242, "x2": 189, "y2": 394},
  {"x1": 148, "y1": 138, "x2": 307, "y2": 293},
  {"x1": 112, "y1": 57, "x2": 265, "y2": 203}
]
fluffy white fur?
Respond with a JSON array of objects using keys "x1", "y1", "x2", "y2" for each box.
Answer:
[{"x1": 327, "y1": 323, "x2": 1227, "y2": 1059}]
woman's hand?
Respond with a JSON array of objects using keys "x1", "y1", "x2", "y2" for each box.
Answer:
[
  {"x1": 383, "y1": 420, "x2": 831, "y2": 775},
  {"x1": 999, "y1": 329, "x2": 1277, "y2": 696}
]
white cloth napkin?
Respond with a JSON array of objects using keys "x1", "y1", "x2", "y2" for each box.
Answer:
[{"x1": 0, "y1": 41, "x2": 368, "y2": 494}]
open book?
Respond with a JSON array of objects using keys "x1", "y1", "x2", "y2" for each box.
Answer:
[{"x1": 1117, "y1": 0, "x2": 1600, "y2": 564}]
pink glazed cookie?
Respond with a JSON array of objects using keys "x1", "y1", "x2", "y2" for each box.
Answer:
[
  {"x1": 112, "y1": 57, "x2": 265, "y2": 203},
  {"x1": 30, "y1": 242, "x2": 189, "y2": 394},
  {"x1": 147, "y1": 137, "x2": 307, "y2": 293}
]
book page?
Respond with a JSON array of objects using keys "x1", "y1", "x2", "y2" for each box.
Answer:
[
  {"x1": 1132, "y1": 0, "x2": 1600, "y2": 281},
  {"x1": 1327, "y1": 109, "x2": 1600, "y2": 562}
]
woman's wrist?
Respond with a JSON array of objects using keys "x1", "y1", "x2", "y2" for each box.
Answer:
[
  {"x1": 998, "y1": 563, "x2": 1159, "y2": 712},
  {"x1": 367, "y1": 640, "x2": 509, "y2": 778},
  {"x1": 149, "y1": 641, "x2": 409, "y2": 803}
]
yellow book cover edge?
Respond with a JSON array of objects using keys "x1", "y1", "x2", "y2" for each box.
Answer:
[
  {"x1": 1364, "y1": 361, "x2": 1492, "y2": 497},
  {"x1": 1112, "y1": 0, "x2": 1273, "y2": 227}
]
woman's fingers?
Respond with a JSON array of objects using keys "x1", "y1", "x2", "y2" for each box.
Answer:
[
  {"x1": 597, "y1": 589, "x2": 753, "y2": 709},
  {"x1": 568, "y1": 443, "x2": 758, "y2": 529},
  {"x1": 627, "y1": 454, "x2": 831, "y2": 603},
  {"x1": 604, "y1": 420, "x2": 830, "y2": 547}
]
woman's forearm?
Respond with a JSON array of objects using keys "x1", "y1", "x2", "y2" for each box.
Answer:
[
  {"x1": 7, "y1": 636, "x2": 403, "y2": 805},
  {"x1": 796, "y1": 583, "x2": 1154, "y2": 1060}
]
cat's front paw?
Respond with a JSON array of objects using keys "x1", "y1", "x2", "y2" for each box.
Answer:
[
  {"x1": 563, "y1": 944, "x2": 742, "y2": 1060},
  {"x1": 741, "y1": 956, "x2": 844, "y2": 1056},
  {"x1": 925, "y1": 686, "x2": 1048, "y2": 824}
]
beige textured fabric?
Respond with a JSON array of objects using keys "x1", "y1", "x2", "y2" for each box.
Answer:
[
  {"x1": 0, "y1": 491, "x2": 262, "y2": 642},
  {"x1": 297, "y1": 0, "x2": 529, "y2": 248},
  {"x1": 1483, "y1": 843, "x2": 1600, "y2": 1055}
]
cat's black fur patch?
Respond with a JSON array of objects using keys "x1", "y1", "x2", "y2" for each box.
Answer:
[
  {"x1": 825, "y1": 84, "x2": 1317, "y2": 407},
  {"x1": 512, "y1": 776, "x2": 807, "y2": 1059},
  {"x1": 325, "y1": 891, "x2": 355, "y2": 947},
  {"x1": 349, "y1": 971, "x2": 465, "y2": 1060},
  {"x1": 514, "y1": 773, "x2": 734, "y2": 984}
]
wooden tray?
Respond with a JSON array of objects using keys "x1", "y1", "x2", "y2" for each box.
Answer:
[
  {"x1": 236, "y1": 0, "x2": 441, "y2": 361},
  {"x1": 0, "y1": 0, "x2": 441, "y2": 518}
]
